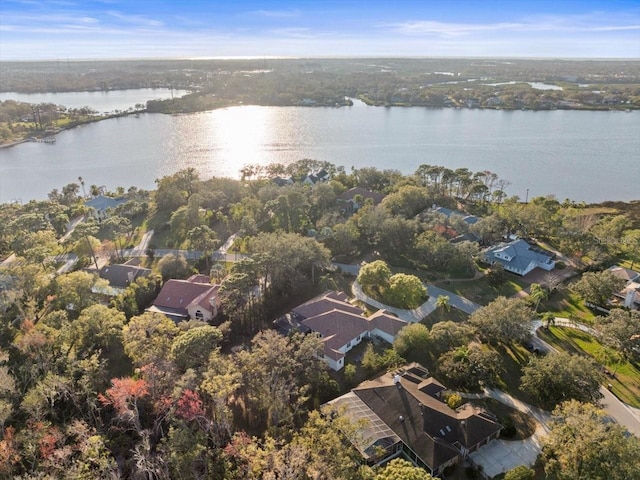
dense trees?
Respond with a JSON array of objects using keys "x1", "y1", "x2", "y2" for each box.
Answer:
[
  {"x1": 521, "y1": 353, "x2": 602, "y2": 408},
  {"x1": 571, "y1": 270, "x2": 626, "y2": 307},
  {"x1": 3, "y1": 157, "x2": 640, "y2": 479},
  {"x1": 469, "y1": 297, "x2": 533, "y2": 345},
  {"x1": 247, "y1": 231, "x2": 331, "y2": 300},
  {"x1": 542, "y1": 400, "x2": 640, "y2": 480},
  {"x1": 357, "y1": 260, "x2": 426, "y2": 309},
  {"x1": 437, "y1": 345, "x2": 502, "y2": 390},
  {"x1": 375, "y1": 458, "x2": 434, "y2": 480},
  {"x1": 596, "y1": 309, "x2": 640, "y2": 361}
]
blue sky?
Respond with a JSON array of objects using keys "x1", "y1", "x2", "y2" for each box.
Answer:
[{"x1": 1, "y1": 0, "x2": 639, "y2": 60}]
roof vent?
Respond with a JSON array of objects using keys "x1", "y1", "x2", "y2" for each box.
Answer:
[
  {"x1": 399, "y1": 415, "x2": 404, "y2": 422},
  {"x1": 393, "y1": 374, "x2": 401, "y2": 387}
]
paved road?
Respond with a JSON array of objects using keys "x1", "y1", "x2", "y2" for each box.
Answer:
[
  {"x1": 127, "y1": 228, "x2": 154, "y2": 256},
  {"x1": 59, "y1": 215, "x2": 85, "y2": 243},
  {"x1": 600, "y1": 387, "x2": 640, "y2": 436},
  {"x1": 54, "y1": 253, "x2": 78, "y2": 274},
  {"x1": 531, "y1": 319, "x2": 640, "y2": 436},
  {"x1": 426, "y1": 284, "x2": 481, "y2": 314},
  {"x1": 336, "y1": 262, "x2": 481, "y2": 316},
  {"x1": 352, "y1": 281, "x2": 436, "y2": 322}
]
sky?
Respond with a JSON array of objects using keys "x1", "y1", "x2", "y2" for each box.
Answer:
[{"x1": 1, "y1": 0, "x2": 639, "y2": 60}]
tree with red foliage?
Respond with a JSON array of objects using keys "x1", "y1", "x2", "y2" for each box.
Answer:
[
  {"x1": 99, "y1": 377, "x2": 149, "y2": 433},
  {"x1": 175, "y1": 389, "x2": 205, "y2": 422}
]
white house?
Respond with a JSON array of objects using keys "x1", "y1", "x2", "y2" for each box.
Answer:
[
  {"x1": 484, "y1": 239, "x2": 555, "y2": 276},
  {"x1": 608, "y1": 266, "x2": 640, "y2": 310}
]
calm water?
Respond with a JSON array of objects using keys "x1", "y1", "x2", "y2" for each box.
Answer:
[
  {"x1": 0, "y1": 88, "x2": 190, "y2": 114},
  {"x1": 1, "y1": 100, "x2": 638, "y2": 203}
]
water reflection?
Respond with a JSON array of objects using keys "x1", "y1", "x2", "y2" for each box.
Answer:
[{"x1": 1, "y1": 106, "x2": 638, "y2": 203}]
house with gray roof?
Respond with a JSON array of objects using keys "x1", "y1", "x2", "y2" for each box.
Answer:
[
  {"x1": 275, "y1": 291, "x2": 408, "y2": 371},
  {"x1": 327, "y1": 363, "x2": 502, "y2": 476},
  {"x1": 433, "y1": 205, "x2": 479, "y2": 225},
  {"x1": 484, "y1": 239, "x2": 555, "y2": 276},
  {"x1": 97, "y1": 263, "x2": 152, "y2": 296},
  {"x1": 84, "y1": 195, "x2": 127, "y2": 220}
]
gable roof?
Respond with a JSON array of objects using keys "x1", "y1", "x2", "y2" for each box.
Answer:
[
  {"x1": 608, "y1": 266, "x2": 640, "y2": 283},
  {"x1": 368, "y1": 310, "x2": 409, "y2": 337},
  {"x1": 99, "y1": 264, "x2": 152, "y2": 289},
  {"x1": 277, "y1": 291, "x2": 409, "y2": 364},
  {"x1": 150, "y1": 275, "x2": 219, "y2": 320},
  {"x1": 302, "y1": 309, "x2": 371, "y2": 354},
  {"x1": 293, "y1": 292, "x2": 364, "y2": 320}
]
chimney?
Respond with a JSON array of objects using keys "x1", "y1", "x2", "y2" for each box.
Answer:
[{"x1": 393, "y1": 374, "x2": 402, "y2": 388}]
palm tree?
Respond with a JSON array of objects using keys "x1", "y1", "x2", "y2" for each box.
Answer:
[
  {"x1": 78, "y1": 176, "x2": 86, "y2": 198},
  {"x1": 436, "y1": 295, "x2": 451, "y2": 312},
  {"x1": 529, "y1": 283, "x2": 548, "y2": 313}
]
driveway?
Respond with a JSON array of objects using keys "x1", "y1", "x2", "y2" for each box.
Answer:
[
  {"x1": 468, "y1": 388, "x2": 550, "y2": 477},
  {"x1": 463, "y1": 388, "x2": 550, "y2": 478},
  {"x1": 352, "y1": 281, "x2": 435, "y2": 322},
  {"x1": 469, "y1": 433, "x2": 545, "y2": 478}
]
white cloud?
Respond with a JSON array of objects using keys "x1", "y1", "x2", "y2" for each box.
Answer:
[{"x1": 382, "y1": 12, "x2": 640, "y2": 37}]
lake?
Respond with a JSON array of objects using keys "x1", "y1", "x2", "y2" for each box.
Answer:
[
  {"x1": 1, "y1": 99, "x2": 638, "y2": 203},
  {"x1": 0, "y1": 88, "x2": 190, "y2": 114}
]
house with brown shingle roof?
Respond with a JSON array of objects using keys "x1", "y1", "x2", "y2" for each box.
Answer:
[
  {"x1": 147, "y1": 274, "x2": 221, "y2": 322},
  {"x1": 275, "y1": 291, "x2": 409, "y2": 371},
  {"x1": 328, "y1": 363, "x2": 502, "y2": 477},
  {"x1": 337, "y1": 187, "x2": 385, "y2": 215}
]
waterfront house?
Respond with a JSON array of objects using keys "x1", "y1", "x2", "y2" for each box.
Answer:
[
  {"x1": 327, "y1": 363, "x2": 502, "y2": 476},
  {"x1": 84, "y1": 195, "x2": 127, "y2": 221}
]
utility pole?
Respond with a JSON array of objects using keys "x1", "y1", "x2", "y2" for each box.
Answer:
[{"x1": 525, "y1": 188, "x2": 529, "y2": 204}]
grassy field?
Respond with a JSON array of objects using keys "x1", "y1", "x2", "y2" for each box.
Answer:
[
  {"x1": 539, "y1": 287, "x2": 597, "y2": 324},
  {"x1": 491, "y1": 343, "x2": 540, "y2": 405},
  {"x1": 538, "y1": 326, "x2": 640, "y2": 408},
  {"x1": 436, "y1": 275, "x2": 530, "y2": 305}
]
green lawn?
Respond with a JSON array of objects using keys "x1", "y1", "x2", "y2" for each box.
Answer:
[
  {"x1": 436, "y1": 275, "x2": 530, "y2": 305},
  {"x1": 539, "y1": 288, "x2": 597, "y2": 324},
  {"x1": 491, "y1": 343, "x2": 540, "y2": 406},
  {"x1": 538, "y1": 326, "x2": 640, "y2": 408}
]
